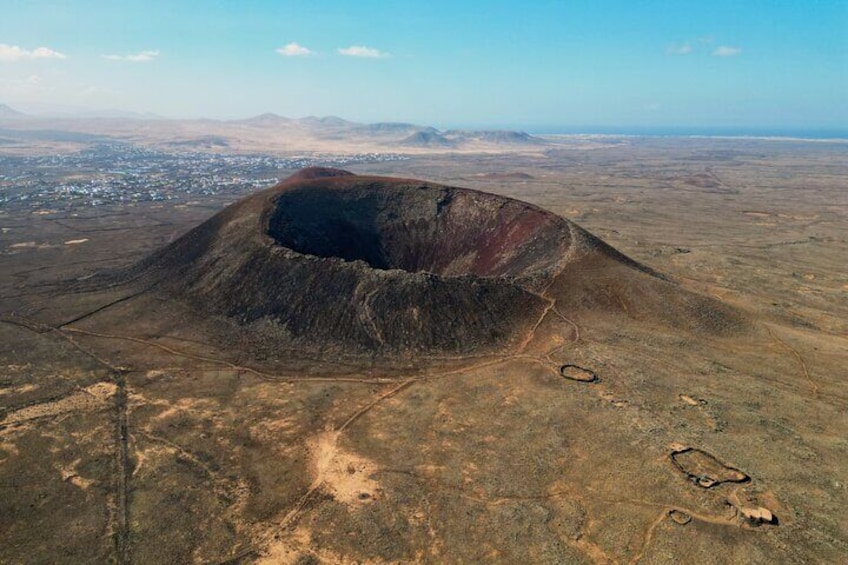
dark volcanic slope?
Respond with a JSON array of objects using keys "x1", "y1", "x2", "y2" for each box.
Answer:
[{"x1": 116, "y1": 167, "x2": 743, "y2": 356}]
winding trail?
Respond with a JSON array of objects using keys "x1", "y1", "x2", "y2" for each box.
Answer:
[
  {"x1": 766, "y1": 325, "x2": 819, "y2": 396},
  {"x1": 114, "y1": 372, "x2": 130, "y2": 565}
]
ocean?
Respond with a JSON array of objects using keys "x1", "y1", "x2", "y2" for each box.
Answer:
[{"x1": 523, "y1": 125, "x2": 848, "y2": 141}]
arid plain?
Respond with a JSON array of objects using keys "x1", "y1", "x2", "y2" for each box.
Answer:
[{"x1": 1, "y1": 122, "x2": 846, "y2": 564}]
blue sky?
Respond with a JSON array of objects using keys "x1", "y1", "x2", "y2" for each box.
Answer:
[{"x1": 0, "y1": 0, "x2": 845, "y2": 129}]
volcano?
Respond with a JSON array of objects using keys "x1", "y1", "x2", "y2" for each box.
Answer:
[
  {"x1": 117, "y1": 167, "x2": 744, "y2": 356},
  {"x1": 7, "y1": 158, "x2": 836, "y2": 565}
]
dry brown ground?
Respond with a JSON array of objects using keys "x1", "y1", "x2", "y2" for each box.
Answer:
[{"x1": 1, "y1": 137, "x2": 846, "y2": 563}]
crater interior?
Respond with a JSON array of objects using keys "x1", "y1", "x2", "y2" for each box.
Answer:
[{"x1": 266, "y1": 180, "x2": 572, "y2": 279}]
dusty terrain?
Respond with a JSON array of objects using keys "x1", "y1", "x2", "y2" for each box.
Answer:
[{"x1": 1, "y1": 135, "x2": 846, "y2": 564}]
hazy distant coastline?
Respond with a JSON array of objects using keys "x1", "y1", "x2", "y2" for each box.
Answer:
[{"x1": 532, "y1": 126, "x2": 848, "y2": 142}]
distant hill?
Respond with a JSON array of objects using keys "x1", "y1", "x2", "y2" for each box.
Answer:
[
  {"x1": 298, "y1": 115, "x2": 354, "y2": 128},
  {"x1": 225, "y1": 113, "x2": 550, "y2": 150},
  {"x1": 238, "y1": 114, "x2": 357, "y2": 129},
  {"x1": 239, "y1": 113, "x2": 293, "y2": 126},
  {"x1": 0, "y1": 109, "x2": 556, "y2": 153},
  {"x1": 355, "y1": 122, "x2": 434, "y2": 136},
  {"x1": 400, "y1": 130, "x2": 456, "y2": 148},
  {"x1": 0, "y1": 104, "x2": 26, "y2": 120},
  {"x1": 444, "y1": 129, "x2": 545, "y2": 145}
]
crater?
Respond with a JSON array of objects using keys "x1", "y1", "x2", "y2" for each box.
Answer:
[
  {"x1": 560, "y1": 364, "x2": 599, "y2": 383},
  {"x1": 670, "y1": 447, "x2": 750, "y2": 488},
  {"x1": 100, "y1": 167, "x2": 746, "y2": 357},
  {"x1": 266, "y1": 179, "x2": 571, "y2": 279}
]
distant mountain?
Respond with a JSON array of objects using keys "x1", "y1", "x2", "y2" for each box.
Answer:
[
  {"x1": 0, "y1": 104, "x2": 26, "y2": 120},
  {"x1": 298, "y1": 115, "x2": 355, "y2": 128},
  {"x1": 444, "y1": 129, "x2": 545, "y2": 145},
  {"x1": 400, "y1": 130, "x2": 456, "y2": 148},
  {"x1": 356, "y1": 122, "x2": 434, "y2": 136},
  {"x1": 239, "y1": 113, "x2": 293, "y2": 126},
  {"x1": 0, "y1": 109, "x2": 555, "y2": 153},
  {"x1": 226, "y1": 114, "x2": 549, "y2": 149}
]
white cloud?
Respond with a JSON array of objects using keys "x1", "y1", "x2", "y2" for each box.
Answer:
[
  {"x1": 276, "y1": 42, "x2": 313, "y2": 56},
  {"x1": 712, "y1": 46, "x2": 741, "y2": 57},
  {"x1": 666, "y1": 43, "x2": 693, "y2": 55},
  {"x1": 103, "y1": 50, "x2": 160, "y2": 62},
  {"x1": 0, "y1": 44, "x2": 67, "y2": 62},
  {"x1": 338, "y1": 45, "x2": 389, "y2": 58}
]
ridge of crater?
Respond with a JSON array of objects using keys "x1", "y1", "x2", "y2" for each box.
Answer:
[{"x1": 101, "y1": 167, "x2": 745, "y2": 356}]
